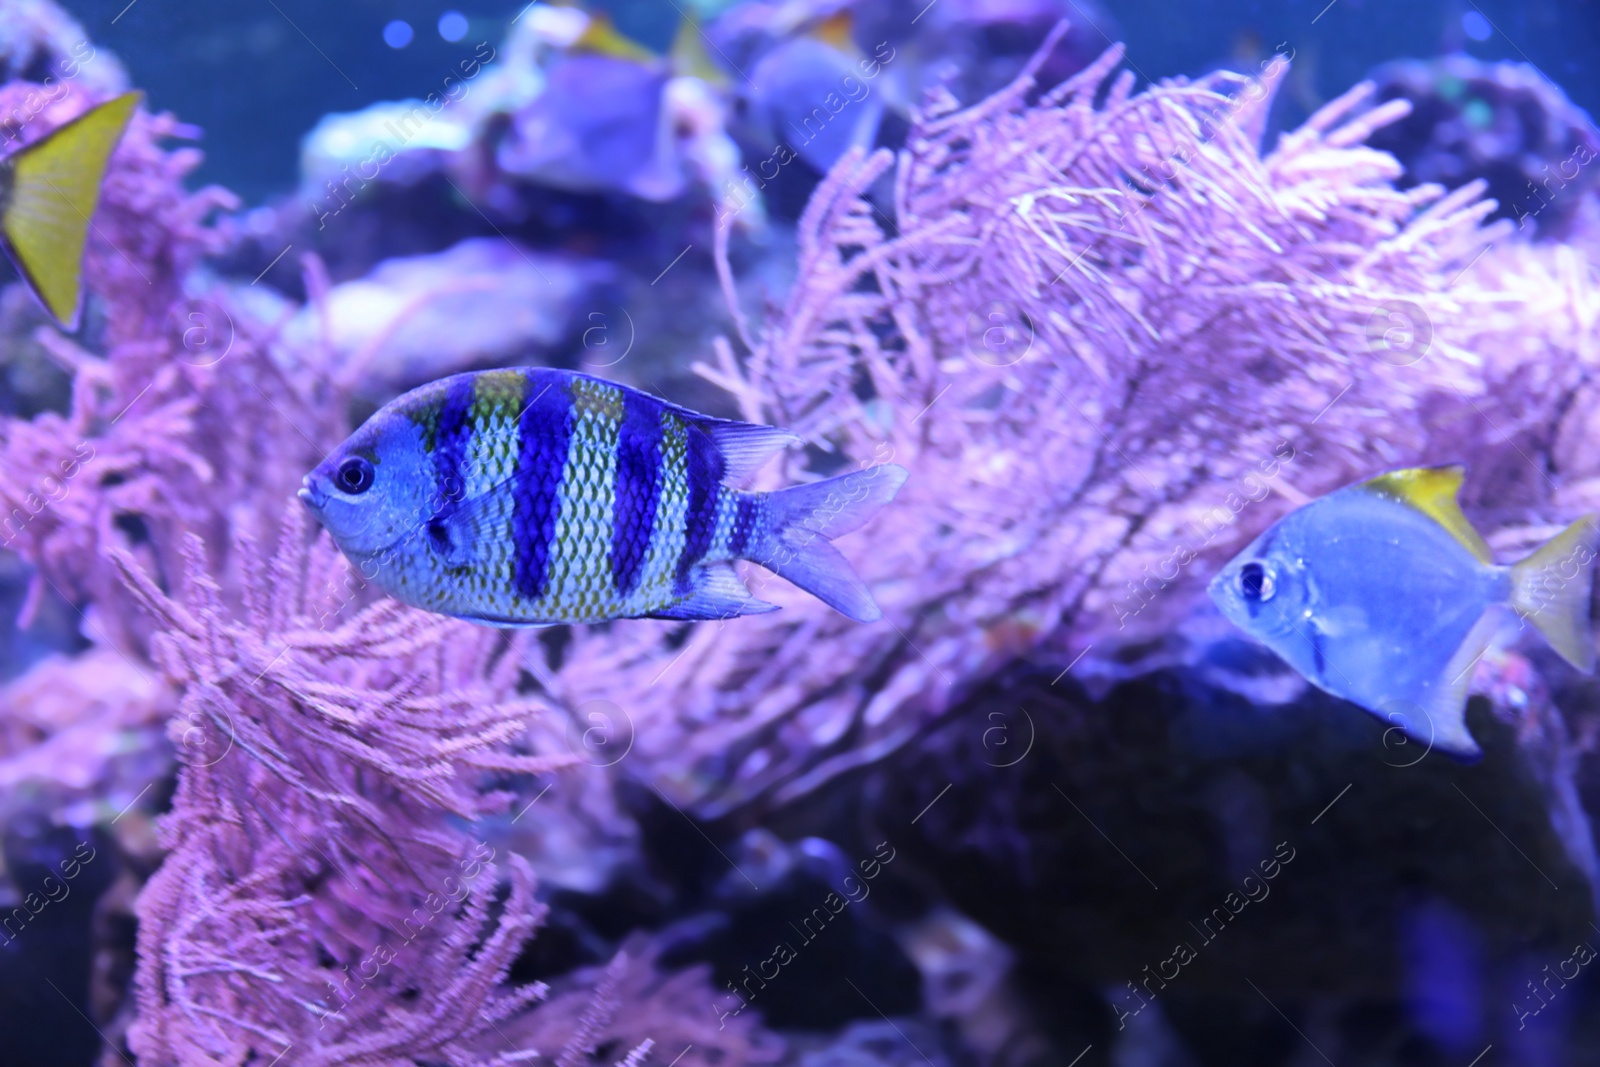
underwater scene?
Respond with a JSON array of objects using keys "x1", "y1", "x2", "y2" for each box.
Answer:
[{"x1": 4, "y1": 0, "x2": 1600, "y2": 1063}]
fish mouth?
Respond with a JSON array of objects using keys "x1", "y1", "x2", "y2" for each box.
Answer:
[{"x1": 297, "y1": 478, "x2": 328, "y2": 510}]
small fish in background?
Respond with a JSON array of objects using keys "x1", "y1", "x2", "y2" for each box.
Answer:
[
  {"x1": 491, "y1": 10, "x2": 739, "y2": 205},
  {"x1": 1209, "y1": 466, "x2": 1597, "y2": 758},
  {"x1": 0, "y1": 91, "x2": 139, "y2": 328},
  {"x1": 300, "y1": 367, "x2": 907, "y2": 626},
  {"x1": 742, "y1": 11, "x2": 888, "y2": 174}
]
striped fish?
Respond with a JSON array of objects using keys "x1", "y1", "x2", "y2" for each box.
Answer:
[{"x1": 299, "y1": 368, "x2": 908, "y2": 625}]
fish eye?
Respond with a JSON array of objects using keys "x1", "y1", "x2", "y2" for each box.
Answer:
[
  {"x1": 335, "y1": 456, "x2": 374, "y2": 495},
  {"x1": 1239, "y1": 560, "x2": 1275, "y2": 602}
]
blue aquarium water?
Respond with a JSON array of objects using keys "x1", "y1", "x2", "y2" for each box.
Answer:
[{"x1": 0, "y1": 1, "x2": 1597, "y2": 1065}]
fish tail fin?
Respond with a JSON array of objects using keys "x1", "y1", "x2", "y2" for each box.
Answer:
[
  {"x1": 1509, "y1": 515, "x2": 1598, "y2": 672},
  {"x1": 750, "y1": 463, "x2": 907, "y2": 622},
  {"x1": 2, "y1": 91, "x2": 140, "y2": 327}
]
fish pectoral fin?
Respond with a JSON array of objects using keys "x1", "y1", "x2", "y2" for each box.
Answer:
[
  {"x1": 648, "y1": 563, "x2": 778, "y2": 621},
  {"x1": 420, "y1": 485, "x2": 512, "y2": 568},
  {"x1": 1370, "y1": 609, "x2": 1498, "y2": 761},
  {"x1": 425, "y1": 511, "x2": 475, "y2": 568}
]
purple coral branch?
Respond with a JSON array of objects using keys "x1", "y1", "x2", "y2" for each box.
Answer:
[{"x1": 531, "y1": 30, "x2": 1564, "y2": 821}]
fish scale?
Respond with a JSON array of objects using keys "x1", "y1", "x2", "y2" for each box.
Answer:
[
  {"x1": 540, "y1": 377, "x2": 622, "y2": 619},
  {"x1": 302, "y1": 366, "x2": 907, "y2": 626},
  {"x1": 641, "y1": 410, "x2": 691, "y2": 609},
  {"x1": 612, "y1": 389, "x2": 663, "y2": 596}
]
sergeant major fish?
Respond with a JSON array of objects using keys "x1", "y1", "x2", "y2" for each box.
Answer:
[
  {"x1": 0, "y1": 92, "x2": 140, "y2": 327},
  {"x1": 298, "y1": 367, "x2": 908, "y2": 625},
  {"x1": 1208, "y1": 465, "x2": 1596, "y2": 758}
]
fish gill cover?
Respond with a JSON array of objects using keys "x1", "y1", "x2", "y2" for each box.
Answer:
[{"x1": 0, "y1": 0, "x2": 1599, "y2": 1064}]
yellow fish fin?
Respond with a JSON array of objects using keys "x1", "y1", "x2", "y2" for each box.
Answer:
[
  {"x1": 2, "y1": 91, "x2": 140, "y2": 328},
  {"x1": 1508, "y1": 515, "x2": 1598, "y2": 672},
  {"x1": 1360, "y1": 465, "x2": 1493, "y2": 564},
  {"x1": 669, "y1": 15, "x2": 725, "y2": 84},
  {"x1": 573, "y1": 13, "x2": 658, "y2": 63},
  {"x1": 814, "y1": 10, "x2": 855, "y2": 50}
]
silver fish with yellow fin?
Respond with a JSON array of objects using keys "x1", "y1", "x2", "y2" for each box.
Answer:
[
  {"x1": 1209, "y1": 466, "x2": 1596, "y2": 758},
  {"x1": 299, "y1": 368, "x2": 908, "y2": 626},
  {"x1": 0, "y1": 92, "x2": 140, "y2": 328}
]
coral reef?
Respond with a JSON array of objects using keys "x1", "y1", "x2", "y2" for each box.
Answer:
[
  {"x1": 111, "y1": 518, "x2": 568, "y2": 1064},
  {"x1": 5, "y1": 7, "x2": 1600, "y2": 1066},
  {"x1": 532, "y1": 30, "x2": 1572, "y2": 819},
  {"x1": 471, "y1": 934, "x2": 783, "y2": 1066},
  {"x1": 0, "y1": 60, "x2": 778, "y2": 1066}
]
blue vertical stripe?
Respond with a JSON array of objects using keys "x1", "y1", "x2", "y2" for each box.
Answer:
[
  {"x1": 433, "y1": 375, "x2": 476, "y2": 511},
  {"x1": 674, "y1": 423, "x2": 724, "y2": 592},
  {"x1": 611, "y1": 389, "x2": 662, "y2": 596},
  {"x1": 512, "y1": 372, "x2": 573, "y2": 600},
  {"x1": 729, "y1": 494, "x2": 758, "y2": 557}
]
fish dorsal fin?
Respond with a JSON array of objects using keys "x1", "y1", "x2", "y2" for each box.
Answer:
[
  {"x1": 679, "y1": 413, "x2": 801, "y2": 484},
  {"x1": 1360, "y1": 465, "x2": 1493, "y2": 564},
  {"x1": 3, "y1": 91, "x2": 140, "y2": 328},
  {"x1": 573, "y1": 13, "x2": 658, "y2": 63},
  {"x1": 813, "y1": 10, "x2": 855, "y2": 50}
]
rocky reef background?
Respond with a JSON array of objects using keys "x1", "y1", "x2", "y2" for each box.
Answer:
[{"x1": 0, "y1": 0, "x2": 1598, "y2": 1065}]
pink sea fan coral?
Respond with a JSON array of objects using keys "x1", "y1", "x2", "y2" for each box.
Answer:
[
  {"x1": 110, "y1": 510, "x2": 576, "y2": 1065},
  {"x1": 0, "y1": 75, "x2": 694, "y2": 1067},
  {"x1": 0, "y1": 84, "x2": 273, "y2": 652},
  {"x1": 533, "y1": 31, "x2": 1562, "y2": 818},
  {"x1": 468, "y1": 935, "x2": 784, "y2": 1067}
]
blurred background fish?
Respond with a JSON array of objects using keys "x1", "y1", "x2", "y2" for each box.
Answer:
[
  {"x1": 739, "y1": 11, "x2": 888, "y2": 174},
  {"x1": 488, "y1": 9, "x2": 739, "y2": 204}
]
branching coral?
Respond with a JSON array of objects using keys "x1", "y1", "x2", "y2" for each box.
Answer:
[
  {"x1": 0, "y1": 72, "x2": 762, "y2": 1066},
  {"x1": 111, "y1": 511, "x2": 575, "y2": 1065},
  {"x1": 470, "y1": 935, "x2": 784, "y2": 1067},
  {"x1": 533, "y1": 30, "x2": 1597, "y2": 818},
  {"x1": 3, "y1": 16, "x2": 1598, "y2": 1062},
  {"x1": 0, "y1": 81, "x2": 302, "y2": 654}
]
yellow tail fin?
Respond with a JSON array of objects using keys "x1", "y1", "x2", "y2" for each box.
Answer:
[
  {"x1": 2, "y1": 91, "x2": 140, "y2": 328},
  {"x1": 1509, "y1": 516, "x2": 1599, "y2": 672}
]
